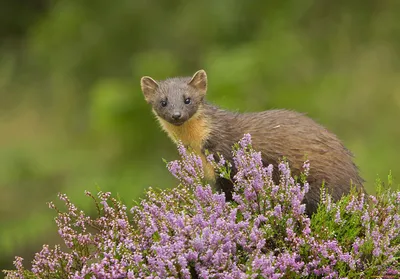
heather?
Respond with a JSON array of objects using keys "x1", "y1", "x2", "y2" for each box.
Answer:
[{"x1": 4, "y1": 134, "x2": 400, "y2": 278}]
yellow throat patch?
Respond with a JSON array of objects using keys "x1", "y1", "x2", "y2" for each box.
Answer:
[{"x1": 155, "y1": 110, "x2": 215, "y2": 182}]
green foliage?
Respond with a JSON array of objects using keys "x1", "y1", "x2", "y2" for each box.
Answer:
[
  {"x1": 311, "y1": 176, "x2": 400, "y2": 277},
  {"x1": 312, "y1": 189, "x2": 362, "y2": 245}
]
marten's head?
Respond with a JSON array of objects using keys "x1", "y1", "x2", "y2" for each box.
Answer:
[{"x1": 140, "y1": 70, "x2": 207, "y2": 126}]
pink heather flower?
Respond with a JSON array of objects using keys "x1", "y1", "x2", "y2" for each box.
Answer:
[
  {"x1": 239, "y1": 133, "x2": 252, "y2": 148},
  {"x1": 206, "y1": 153, "x2": 214, "y2": 163},
  {"x1": 334, "y1": 206, "x2": 342, "y2": 224},
  {"x1": 303, "y1": 182, "x2": 309, "y2": 194},
  {"x1": 273, "y1": 204, "x2": 282, "y2": 218},
  {"x1": 302, "y1": 160, "x2": 310, "y2": 177},
  {"x1": 278, "y1": 162, "x2": 291, "y2": 182},
  {"x1": 4, "y1": 134, "x2": 400, "y2": 279}
]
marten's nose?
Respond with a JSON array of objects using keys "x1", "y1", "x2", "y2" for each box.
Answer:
[{"x1": 172, "y1": 112, "x2": 181, "y2": 120}]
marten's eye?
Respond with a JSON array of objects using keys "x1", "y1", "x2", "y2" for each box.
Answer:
[
  {"x1": 160, "y1": 100, "x2": 167, "y2": 107},
  {"x1": 184, "y1": 98, "x2": 191, "y2": 105}
]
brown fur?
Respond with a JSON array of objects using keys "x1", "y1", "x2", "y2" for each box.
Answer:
[{"x1": 140, "y1": 70, "x2": 365, "y2": 215}]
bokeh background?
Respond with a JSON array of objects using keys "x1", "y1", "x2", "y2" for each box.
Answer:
[{"x1": 1, "y1": 0, "x2": 400, "y2": 273}]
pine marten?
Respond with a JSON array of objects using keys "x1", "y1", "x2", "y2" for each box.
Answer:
[{"x1": 140, "y1": 69, "x2": 365, "y2": 215}]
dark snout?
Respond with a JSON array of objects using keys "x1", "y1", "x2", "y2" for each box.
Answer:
[
  {"x1": 172, "y1": 111, "x2": 182, "y2": 120},
  {"x1": 169, "y1": 111, "x2": 187, "y2": 126}
]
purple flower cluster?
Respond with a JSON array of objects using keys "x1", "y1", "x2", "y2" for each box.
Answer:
[{"x1": 3, "y1": 134, "x2": 400, "y2": 278}]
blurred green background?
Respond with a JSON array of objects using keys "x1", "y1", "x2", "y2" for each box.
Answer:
[{"x1": 1, "y1": 0, "x2": 399, "y2": 273}]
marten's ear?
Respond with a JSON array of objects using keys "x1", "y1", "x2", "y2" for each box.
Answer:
[
  {"x1": 140, "y1": 76, "x2": 159, "y2": 103},
  {"x1": 188, "y1": 69, "x2": 207, "y2": 94}
]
